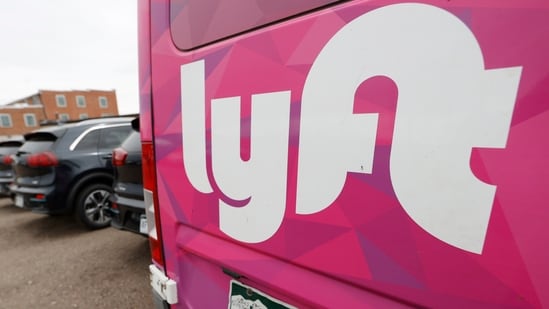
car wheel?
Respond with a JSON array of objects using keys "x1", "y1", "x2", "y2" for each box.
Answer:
[{"x1": 74, "y1": 183, "x2": 112, "y2": 229}]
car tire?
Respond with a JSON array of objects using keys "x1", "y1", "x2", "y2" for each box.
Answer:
[{"x1": 74, "y1": 183, "x2": 112, "y2": 229}]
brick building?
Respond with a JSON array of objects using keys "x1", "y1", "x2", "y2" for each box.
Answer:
[{"x1": 0, "y1": 89, "x2": 119, "y2": 140}]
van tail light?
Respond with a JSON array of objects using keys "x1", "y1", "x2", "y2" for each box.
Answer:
[
  {"x1": 142, "y1": 141, "x2": 165, "y2": 268},
  {"x1": 2, "y1": 155, "x2": 13, "y2": 165},
  {"x1": 112, "y1": 147, "x2": 128, "y2": 166},
  {"x1": 27, "y1": 152, "x2": 58, "y2": 167}
]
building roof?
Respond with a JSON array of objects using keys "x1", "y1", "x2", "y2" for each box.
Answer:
[{"x1": 0, "y1": 102, "x2": 43, "y2": 109}]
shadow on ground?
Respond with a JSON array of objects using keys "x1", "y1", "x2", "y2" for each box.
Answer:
[
  {"x1": 0, "y1": 198, "x2": 93, "y2": 239},
  {"x1": 17, "y1": 214, "x2": 88, "y2": 239},
  {"x1": 0, "y1": 200, "x2": 27, "y2": 214}
]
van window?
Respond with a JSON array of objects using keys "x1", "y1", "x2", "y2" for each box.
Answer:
[{"x1": 170, "y1": 0, "x2": 341, "y2": 50}]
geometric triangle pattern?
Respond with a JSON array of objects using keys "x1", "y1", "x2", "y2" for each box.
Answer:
[{"x1": 144, "y1": 1, "x2": 549, "y2": 307}]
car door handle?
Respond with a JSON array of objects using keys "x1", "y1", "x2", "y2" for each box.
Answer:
[{"x1": 102, "y1": 154, "x2": 113, "y2": 160}]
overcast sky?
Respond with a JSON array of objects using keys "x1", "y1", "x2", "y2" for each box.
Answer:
[{"x1": 0, "y1": 0, "x2": 139, "y2": 115}]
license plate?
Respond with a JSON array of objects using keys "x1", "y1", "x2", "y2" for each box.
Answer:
[
  {"x1": 14, "y1": 195, "x2": 24, "y2": 208},
  {"x1": 139, "y1": 216, "x2": 148, "y2": 235},
  {"x1": 228, "y1": 280, "x2": 295, "y2": 309}
]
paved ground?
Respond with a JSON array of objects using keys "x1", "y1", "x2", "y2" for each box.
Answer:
[{"x1": 0, "y1": 198, "x2": 153, "y2": 308}]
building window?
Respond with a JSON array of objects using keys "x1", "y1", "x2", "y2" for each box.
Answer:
[
  {"x1": 98, "y1": 96, "x2": 108, "y2": 108},
  {"x1": 24, "y1": 113, "x2": 37, "y2": 127},
  {"x1": 0, "y1": 114, "x2": 12, "y2": 127},
  {"x1": 76, "y1": 95, "x2": 86, "y2": 108},
  {"x1": 79, "y1": 114, "x2": 88, "y2": 120},
  {"x1": 101, "y1": 113, "x2": 113, "y2": 117},
  {"x1": 56, "y1": 94, "x2": 67, "y2": 107},
  {"x1": 58, "y1": 113, "x2": 69, "y2": 121}
]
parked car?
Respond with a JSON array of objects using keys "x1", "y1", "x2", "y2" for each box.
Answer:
[
  {"x1": 0, "y1": 139, "x2": 23, "y2": 197},
  {"x1": 110, "y1": 117, "x2": 146, "y2": 236},
  {"x1": 9, "y1": 116, "x2": 134, "y2": 229}
]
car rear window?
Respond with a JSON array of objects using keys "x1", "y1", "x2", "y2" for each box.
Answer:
[
  {"x1": 0, "y1": 141, "x2": 23, "y2": 148},
  {"x1": 73, "y1": 130, "x2": 100, "y2": 152},
  {"x1": 0, "y1": 141, "x2": 22, "y2": 155},
  {"x1": 99, "y1": 125, "x2": 132, "y2": 150},
  {"x1": 121, "y1": 131, "x2": 141, "y2": 152},
  {"x1": 19, "y1": 132, "x2": 58, "y2": 154},
  {"x1": 0, "y1": 146, "x2": 20, "y2": 155}
]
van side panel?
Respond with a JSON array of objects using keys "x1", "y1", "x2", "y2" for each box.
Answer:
[{"x1": 143, "y1": 0, "x2": 549, "y2": 307}]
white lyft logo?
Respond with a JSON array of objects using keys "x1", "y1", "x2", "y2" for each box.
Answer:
[{"x1": 180, "y1": 4, "x2": 521, "y2": 254}]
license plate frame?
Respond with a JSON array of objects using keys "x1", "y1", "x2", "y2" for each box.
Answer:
[{"x1": 228, "y1": 280, "x2": 295, "y2": 309}]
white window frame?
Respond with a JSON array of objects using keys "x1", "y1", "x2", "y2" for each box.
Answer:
[
  {"x1": 79, "y1": 113, "x2": 88, "y2": 120},
  {"x1": 98, "y1": 96, "x2": 108, "y2": 108},
  {"x1": 58, "y1": 113, "x2": 70, "y2": 121},
  {"x1": 24, "y1": 113, "x2": 37, "y2": 127},
  {"x1": 0, "y1": 114, "x2": 12, "y2": 127},
  {"x1": 76, "y1": 95, "x2": 86, "y2": 108},
  {"x1": 56, "y1": 94, "x2": 67, "y2": 107}
]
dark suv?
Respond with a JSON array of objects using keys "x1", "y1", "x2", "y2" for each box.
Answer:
[
  {"x1": 10, "y1": 117, "x2": 133, "y2": 229},
  {"x1": 0, "y1": 139, "x2": 23, "y2": 197},
  {"x1": 110, "y1": 117, "x2": 146, "y2": 236}
]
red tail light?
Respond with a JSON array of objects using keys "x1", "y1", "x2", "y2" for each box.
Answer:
[
  {"x1": 2, "y1": 155, "x2": 13, "y2": 165},
  {"x1": 142, "y1": 142, "x2": 165, "y2": 267},
  {"x1": 112, "y1": 147, "x2": 128, "y2": 166},
  {"x1": 27, "y1": 152, "x2": 58, "y2": 167}
]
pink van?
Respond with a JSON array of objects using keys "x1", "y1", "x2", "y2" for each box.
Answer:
[{"x1": 139, "y1": 0, "x2": 549, "y2": 307}]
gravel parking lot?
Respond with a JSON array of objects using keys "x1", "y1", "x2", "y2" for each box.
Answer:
[{"x1": 0, "y1": 198, "x2": 153, "y2": 308}]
